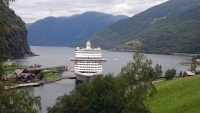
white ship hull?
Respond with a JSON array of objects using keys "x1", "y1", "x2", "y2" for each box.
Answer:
[
  {"x1": 76, "y1": 74, "x2": 95, "y2": 82},
  {"x1": 75, "y1": 71, "x2": 102, "y2": 81}
]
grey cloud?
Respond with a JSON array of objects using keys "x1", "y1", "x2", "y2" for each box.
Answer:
[{"x1": 10, "y1": 0, "x2": 168, "y2": 23}]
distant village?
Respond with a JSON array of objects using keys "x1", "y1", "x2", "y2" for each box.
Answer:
[{"x1": 1, "y1": 61, "x2": 69, "y2": 85}]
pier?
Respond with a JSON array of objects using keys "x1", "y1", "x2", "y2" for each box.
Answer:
[
  {"x1": 13, "y1": 82, "x2": 41, "y2": 88},
  {"x1": 61, "y1": 71, "x2": 76, "y2": 79},
  {"x1": 17, "y1": 82, "x2": 40, "y2": 87}
]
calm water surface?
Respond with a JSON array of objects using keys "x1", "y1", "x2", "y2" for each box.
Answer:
[{"x1": 13, "y1": 46, "x2": 192, "y2": 113}]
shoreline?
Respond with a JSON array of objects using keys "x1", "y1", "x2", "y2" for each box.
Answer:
[
  {"x1": 107, "y1": 49, "x2": 195, "y2": 57},
  {"x1": 17, "y1": 77, "x2": 75, "y2": 88},
  {"x1": 4, "y1": 61, "x2": 16, "y2": 65},
  {"x1": 171, "y1": 52, "x2": 197, "y2": 57}
]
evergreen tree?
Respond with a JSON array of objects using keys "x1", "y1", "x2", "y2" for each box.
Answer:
[
  {"x1": 154, "y1": 64, "x2": 163, "y2": 78},
  {"x1": 179, "y1": 71, "x2": 182, "y2": 77}
]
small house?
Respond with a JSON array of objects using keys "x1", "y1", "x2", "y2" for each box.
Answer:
[
  {"x1": 21, "y1": 73, "x2": 35, "y2": 81},
  {"x1": 14, "y1": 69, "x2": 36, "y2": 82},
  {"x1": 26, "y1": 67, "x2": 41, "y2": 75},
  {"x1": 183, "y1": 71, "x2": 195, "y2": 77},
  {"x1": 14, "y1": 69, "x2": 25, "y2": 76}
]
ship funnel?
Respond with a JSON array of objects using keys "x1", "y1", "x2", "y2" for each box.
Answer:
[{"x1": 86, "y1": 41, "x2": 91, "y2": 49}]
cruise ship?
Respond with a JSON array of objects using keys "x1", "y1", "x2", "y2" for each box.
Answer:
[{"x1": 70, "y1": 41, "x2": 107, "y2": 82}]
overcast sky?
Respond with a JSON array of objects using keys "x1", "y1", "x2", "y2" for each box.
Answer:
[{"x1": 9, "y1": 0, "x2": 168, "y2": 23}]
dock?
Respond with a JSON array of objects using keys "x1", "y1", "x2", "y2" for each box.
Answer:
[
  {"x1": 8, "y1": 82, "x2": 41, "y2": 88},
  {"x1": 17, "y1": 82, "x2": 40, "y2": 87},
  {"x1": 61, "y1": 71, "x2": 76, "y2": 79}
]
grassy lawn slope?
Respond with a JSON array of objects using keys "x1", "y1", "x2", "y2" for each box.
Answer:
[{"x1": 150, "y1": 75, "x2": 200, "y2": 113}]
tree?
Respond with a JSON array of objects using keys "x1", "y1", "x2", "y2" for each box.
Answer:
[
  {"x1": 47, "y1": 74, "x2": 124, "y2": 113},
  {"x1": 119, "y1": 51, "x2": 156, "y2": 113},
  {"x1": 0, "y1": 86, "x2": 41, "y2": 113},
  {"x1": 84, "y1": 74, "x2": 123, "y2": 113},
  {"x1": 165, "y1": 68, "x2": 176, "y2": 80},
  {"x1": 190, "y1": 61, "x2": 197, "y2": 72},
  {"x1": 154, "y1": 64, "x2": 163, "y2": 78},
  {"x1": 179, "y1": 71, "x2": 182, "y2": 77},
  {"x1": 3, "y1": 0, "x2": 15, "y2": 7},
  {"x1": 38, "y1": 72, "x2": 44, "y2": 80},
  {"x1": 192, "y1": 55, "x2": 197, "y2": 62}
]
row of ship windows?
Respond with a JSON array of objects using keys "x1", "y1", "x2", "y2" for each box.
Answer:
[
  {"x1": 75, "y1": 53, "x2": 101, "y2": 54},
  {"x1": 75, "y1": 65, "x2": 102, "y2": 66},
  {"x1": 75, "y1": 66, "x2": 102, "y2": 68},
  {"x1": 75, "y1": 51, "x2": 101, "y2": 52},
  {"x1": 76, "y1": 69, "x2": 102, "y2": 71},
  {"x1": 78, "y1": 62, "x2": 100, "y2": 63},
  {"x1": 75, "y1": 53, "x2": 101, "y2": 55},
  {"x1": 76, "y1": 64, "x2": 101, "y2": 66},
  {"x1": 74, "y1": 67, "x2": 102, "y2": 69},
  {"x1": 76, "y1": 63, "x2": 102, "y2": 64}
]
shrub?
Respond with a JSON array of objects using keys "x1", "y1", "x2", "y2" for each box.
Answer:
[
  {"x1": 195, "y1": 70, "x2": 200, "y2": 75},
  {"x1": 165, "y1": 68, "x2": 176, "y2": 80}
]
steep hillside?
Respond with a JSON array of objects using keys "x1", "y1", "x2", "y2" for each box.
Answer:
[
  {"x1": 150, "y1": 75, "x2": 200, "y2": 113},
  {"x1": 27, "y1": 12, "x2": 128, "y2": 46},
  {"x1": 77, "y1": 0, "x2": 200, "y2": 54},
  {"x1": 25, "y1": 23, "x2": 34, "y2": 31},
  {"x1": 0, "y1": 0, "x2": 34, "y2": 58}
]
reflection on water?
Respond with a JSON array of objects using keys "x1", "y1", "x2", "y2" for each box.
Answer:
[
  {"x1": 13, "y1": 46, "x2": 193, "y2": 112},
  {"x1": 34, "y1": 79, "x2": 75, "y2": 113}
]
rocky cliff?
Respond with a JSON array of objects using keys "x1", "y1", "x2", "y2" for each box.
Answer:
[{"x1": 0, "y1": 0, "x2": 34, "y2": 58}]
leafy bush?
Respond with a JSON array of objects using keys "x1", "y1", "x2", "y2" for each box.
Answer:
[
  {"x1": 195, "y1": 70, "x2": 200, "y2": 75},
  {"x1": 165, "y1": 68, "x2": 176, "y2": 80}
]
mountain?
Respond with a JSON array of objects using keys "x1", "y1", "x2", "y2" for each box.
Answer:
[
  {"x1": 27, "y1": 12, "x2": 128, "y2": 46},
  {"x1": 0, "y1": 0, "x2": 35, "y2": 59},
  {"x1": 25, "y1": 23, "x2": 34, "y2": 31},
  {"x1": 77, "y1": 0, "x2": 200, "y2": 54}
]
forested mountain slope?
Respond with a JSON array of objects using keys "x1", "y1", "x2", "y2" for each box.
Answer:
[
  {"x1": 77, "y1": 0, "x2": 200, "y2": 54},
  {"x1": 0, "y1": 0, "x2": 34, "y2": 58},
  {"x1": 27, "y1": 12, "x2": 128, "y2": 46}
]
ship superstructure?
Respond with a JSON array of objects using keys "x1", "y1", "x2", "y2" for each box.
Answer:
[{"x1": 70, "y1": 41, "x2": 107, "y2": 81}]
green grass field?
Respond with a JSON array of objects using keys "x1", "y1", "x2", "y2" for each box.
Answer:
[
  {"x1": 149, "y1": 75, "x2": 200, "y2": 113},
  {"x1": 4, "y1": 70, "x2": 14, "y2": 75},
  {"x1": 44, "y1": 73, "x2": 60, "y2": 81}
]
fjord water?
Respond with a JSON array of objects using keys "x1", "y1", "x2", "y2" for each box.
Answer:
[{"x1": 13, "y1": 46, "x2": 192, "y2": 112}]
